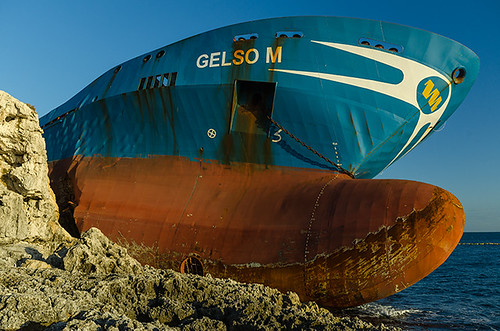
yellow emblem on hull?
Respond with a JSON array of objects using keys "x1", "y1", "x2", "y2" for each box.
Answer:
[{"x1": 422, "y1": 79, "x2": 443, "y2": 112}]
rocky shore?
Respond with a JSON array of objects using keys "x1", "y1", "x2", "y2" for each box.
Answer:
[
  {"x1": 0, "y1": 91, "x2": 396, "y2": 330},
  {"x1": 0, "y1": 228, "x2": 397, "y2": 330}
]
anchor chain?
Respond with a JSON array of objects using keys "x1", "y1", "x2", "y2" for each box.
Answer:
[{"x1": 267, "y1": 116, "x2": 354, "y2": 178}]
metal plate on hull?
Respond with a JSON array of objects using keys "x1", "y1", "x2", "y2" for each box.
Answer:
[{"x1": 49, "y1": 155, "x2": 464, "y2": 307}]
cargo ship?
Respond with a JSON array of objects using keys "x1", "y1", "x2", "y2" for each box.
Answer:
[{"x1": 40, "y1": 16, "x2": 479, "y2": 308}]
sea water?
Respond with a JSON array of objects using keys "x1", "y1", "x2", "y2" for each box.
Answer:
[{"x1": 340, "y1": 232, "x2": 500, "y2": 330}]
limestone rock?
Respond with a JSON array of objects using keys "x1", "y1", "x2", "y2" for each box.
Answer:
[
  {"x1": 0, "y1": 225, "x2": 396, "y2": 330},
  {"x1": 0, "y1": 91, "x2": 71, "y2": 244},
  {"x1": 0, "y1": 261, "x2": 394, "y2": 330},
  {"x1": 63, "y1": 227, "x2": 143, "y2": 275}
]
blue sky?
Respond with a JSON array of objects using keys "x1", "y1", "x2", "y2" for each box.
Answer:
[{"x1": 1, "y1": 1, "x2": 498, "y2": 231}]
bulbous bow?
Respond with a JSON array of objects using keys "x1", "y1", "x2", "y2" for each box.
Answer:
[{"x1": 304, "y1": 178, "x2": 464, "y2": 307}]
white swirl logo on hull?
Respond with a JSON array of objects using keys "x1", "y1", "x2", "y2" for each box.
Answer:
[{"x1": 269, "y1": 41, "x2": 452, "y2": 171}]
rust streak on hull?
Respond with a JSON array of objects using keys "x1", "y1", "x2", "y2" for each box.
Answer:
[{"x1": 49, "y1": 155, "x2": 464, "y2": 308}]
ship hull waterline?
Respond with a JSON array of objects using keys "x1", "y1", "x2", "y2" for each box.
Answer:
[{"x1": 50, "y1": 155, "x2": 464, "y2": 308}]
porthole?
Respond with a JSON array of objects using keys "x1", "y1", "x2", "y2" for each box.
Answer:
[
  {"x1": 180, "y1": 256, "x2": 204, "y2": 276},
  {"x1": 156, "y1": 50, "x2": 165, "y2": 58},
  {"x1": 452, "y1": 67, "x2": 466, "y2": 84},
  {"x1": 143, "y1": 54, "x2": 152, "y2": 63},
  {"x1": 234, "y1": 33, "x2": 259, "y2": 42},
  {"x1": 359, "y1": 38, "x2": 403, "y2": 53},
  {"x1": 276, "y1": 31, "x2": 304, "y2": 38}
]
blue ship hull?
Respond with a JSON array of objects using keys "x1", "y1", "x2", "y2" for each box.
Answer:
[
  {"x1": 40, "y1": 17, "x2": 477, "y2": 307},
  {"x1": 41, "y1": 16, "x2": 478, "y2": 178}
]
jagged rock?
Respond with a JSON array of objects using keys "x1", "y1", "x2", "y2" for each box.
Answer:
[
  {"x1": 46, "y1": 309, "x2": 174, "y2": 331},
  {"x1": 0, "y1": 260, "x2": 394, "y2": 330},
  {"x1": 20, "y1": 258, "x2": 52, "y2": 269},
  {"x1": 63, "y1": 227, "x2": 143, "y2": 275},
  {"x1": 0, "y1": 226, "x2": 395, "y2": 330},
  {"x1": 0, "y1": 91, "x2": 71, "y2": 244},
  {"x1": 0, "y1": 225, "x2": 397, "y2": 330}
]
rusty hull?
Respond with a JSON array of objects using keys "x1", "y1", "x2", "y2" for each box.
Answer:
[{"x1": 50, "y1": 155, "x2": 464, "y2": 308}]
